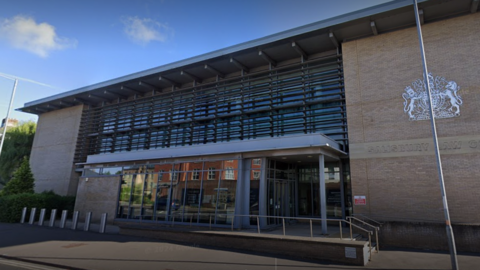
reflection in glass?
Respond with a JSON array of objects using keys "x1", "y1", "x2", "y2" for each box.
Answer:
[
  {"x1": 129, "y1": 173, "x2": 145, "y2": 219},
  {"x1": 141, "y1": 173, "x2": 155, "y2": 220},
  {"x1": 216, "y1": 169, "x2": 237, "y2": 225},
  {"x1": 325, "y1": 163, "x2": 342, "y2": 218},
  {"x1": 117, "y1": 174, "x2": 133, "y2": 218}
]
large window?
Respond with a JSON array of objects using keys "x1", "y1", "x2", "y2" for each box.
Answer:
[{"x1": 116, "y1": 160, "x2": 239, "y2": 225}]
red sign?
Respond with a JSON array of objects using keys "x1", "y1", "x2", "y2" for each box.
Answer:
[{"x1": 354, "y1": 195, "x2": 366, "y2": 205}]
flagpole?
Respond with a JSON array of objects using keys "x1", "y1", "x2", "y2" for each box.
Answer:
[
  {"x1": 412, "y1": 1, "x2": 458, "y2": 269},
  {"x1": 0, "y1": 78, "x2": 18, "y2": 159}
]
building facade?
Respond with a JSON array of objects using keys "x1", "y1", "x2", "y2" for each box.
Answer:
[{"x1": 20, "y1": 0, "x2": 480, "y2": 250}]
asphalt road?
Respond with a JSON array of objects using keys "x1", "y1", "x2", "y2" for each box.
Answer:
[{"x1": 0, "y1": 223, "x2": 479, "y2": 270}]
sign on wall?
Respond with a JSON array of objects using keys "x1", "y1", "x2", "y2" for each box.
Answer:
[
  {"x1": 354, "y1": 195, "x2": 366, "y2": 205},
  {"x1": 403, "y1": 73, "x2": 462, "y2": 121}
]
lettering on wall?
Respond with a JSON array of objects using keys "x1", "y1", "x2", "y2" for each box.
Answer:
[
  {"x1": 350, "y1": 136, "x2": 480, "y2": 159},
  {"x1": 403, "y1": 73, "x2": 463, "y2": 121}
]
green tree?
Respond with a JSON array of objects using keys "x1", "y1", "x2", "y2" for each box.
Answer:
[
  {"x1": 0, "y1": 157, "x2": 35, "y2": 196},
  {"x1": 0, "y1": 121, "x2": 36, "y2": 185}
]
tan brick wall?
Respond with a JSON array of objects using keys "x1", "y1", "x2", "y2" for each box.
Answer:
[
  {"x1": 30, "y1": 105, "x2": 84, "y2": 196},
  {"x1": 343, "y1": 12, "x2": 480, "y2": 223},
  {"x1": 74, "y1": 176, "x2": 121, "y2": 223}
]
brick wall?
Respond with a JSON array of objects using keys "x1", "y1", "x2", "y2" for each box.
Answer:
[{"x1": 343, "y1": 12, "x2": 480, "y2": 224}]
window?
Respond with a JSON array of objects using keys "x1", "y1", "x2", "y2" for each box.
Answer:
[
  {"x1": 170, "y1": 170, "x2": 178, "y2": 181},
  {"x1": 253, "y1": 159, "x2": 261, "y2": 165},
  {"x1": 253, "y1": 171, "x2": 261, "y2": 180},
  {"x1": 224, "y1": 167, "x2": 234, "y2": 180},
  {"x1": 192, "y1": 169, "x2": 200, "y2": 180},
  {"x1": 208, "y1": 167, "x2": 216, "y2": 180}
]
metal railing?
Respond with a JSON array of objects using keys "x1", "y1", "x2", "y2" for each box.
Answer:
[
  {"x1": 347, "y1": 216, "x2": 380, "y2": 252},
  {"x1": 351, "y1": 213, "x2": 383, "y2": 225},
  {"x1": 134, "y1": 212, "x2": 378, "y2": 261}
]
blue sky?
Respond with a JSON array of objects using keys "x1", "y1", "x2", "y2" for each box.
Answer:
[{"x1": 0, "y1": 0, "x2": 392, "y2": 122}]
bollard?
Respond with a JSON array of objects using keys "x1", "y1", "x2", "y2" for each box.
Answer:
[
  {"x1": 20, "y1": 207, "x2": 27, "y2": 223},
  {"x1": 38, "y1": 208, "x2": 46, "y2": 226},
  {"x1": 60, "y1": 210, "x2": 68, "y2": 228},
  {"x1": 84, "y1": 212, "x2": 92, "y2": 231},
  {"x1": 71, "y1": 211, "x2": 79, "y2": 230},
  {"x1": 99, "y1": 213, "x2": 108, "y2": 233},
  {"x1": 49, "y1": 209, "x2": 57, "y2": 227},
  {"x1": 28, "y1": 208, "x2": 36, "y2": 225},
  {"x1": 282, "y1": 218, "x2": 286, "y2": 236}
]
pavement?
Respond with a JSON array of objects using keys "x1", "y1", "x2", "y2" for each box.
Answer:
[{"x1": 0, "y1": 223, "x2": 479, "y2": 270}]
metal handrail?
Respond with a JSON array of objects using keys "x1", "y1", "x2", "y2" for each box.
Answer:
[
  {"x1": 136, "y1": 211, "x2": 376, "y2": 261},
  {"x1": 351, "y1": 213, "x2": 383, "y2": 225},
  {"x1": 347, "y1": 216, "x2": 380, "y2": 253}
]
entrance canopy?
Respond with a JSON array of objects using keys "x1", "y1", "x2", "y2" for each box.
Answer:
[{"x1": 84, "y1": 133, "x2": 345, "y2": 165}]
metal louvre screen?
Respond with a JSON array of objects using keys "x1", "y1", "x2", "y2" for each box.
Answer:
[{"x1": 74, "y1": 54, "x2": 347, "y2": 162}]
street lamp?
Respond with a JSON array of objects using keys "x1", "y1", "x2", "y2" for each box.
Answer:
[
  {"x1": 0, "y1": 74, "x2": 19, "y2": 159},
  {"x1": 412, "y1": 1, "x2": 458, "y2": 269}
]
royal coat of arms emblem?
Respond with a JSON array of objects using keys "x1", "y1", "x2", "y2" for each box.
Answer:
[{"x1": 403, "y1": 73, "x2": 463, "y2": 121}]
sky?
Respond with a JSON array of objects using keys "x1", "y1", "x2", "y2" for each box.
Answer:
[{"x1": 0, "y1": 0, "x2": 393, "y2": 122}]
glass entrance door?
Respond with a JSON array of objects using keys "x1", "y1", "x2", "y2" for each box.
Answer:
[
  {"x1": 267, "y1": 159, "x2": 297, "y2": 225},
  {"x1": 268, "y1": 180, "x2": 296, "y2": 224}
]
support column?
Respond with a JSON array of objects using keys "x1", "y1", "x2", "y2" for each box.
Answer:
[{"x1": 319, "y1": 155, "x2": 327, "y2": 234}]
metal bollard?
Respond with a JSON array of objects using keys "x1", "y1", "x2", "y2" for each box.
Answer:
[
  {"x1": 60, "y1": 210, "x2": 68, "y2": 228},
  {"x1": 282, "y1": 218, "x2": 286, "y2": 236},
  {"x1": 49, "y1": 209, "x2": 57, "y2": 227},
  {"x1": 99, "y1": 213, "x2": 108, "y2": 233},
  {"x1": 209, "y1": 215, "x2": 212, "y2": 230},
  {"x1": 84, "y1": 212, "x2": 92, "y2": 231},
  {"x1": 20, "y1": 207, "x2": 27, "y2": 223},
  {"x1": 28, "y1": 208, "x2": 36, "y2": 225},
  {"x1": 38, "y1": 208, "x2": 46, "y2": 226},
  {"x1": 71, "y1": 211, "x2": 79, "y2": 230}
]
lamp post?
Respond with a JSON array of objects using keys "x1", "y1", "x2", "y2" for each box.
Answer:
[
  {"x1": 412, "y1": 1, "x2": 458, "y2": 269},
  {"x1": 0, "y1": 75, "x2": 19, "y2": 159}
]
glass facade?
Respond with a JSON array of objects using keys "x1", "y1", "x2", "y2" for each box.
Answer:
[
  {"x1": 74, "y1": 55, "x2": 346, "y2": 163},
  {"x1": 114, "y1": 160, "x2": 238, "y2": 225}
]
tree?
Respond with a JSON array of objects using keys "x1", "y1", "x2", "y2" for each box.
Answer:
[
  {"x1": 0, "y1": 121, "x2": 36, "y2": 185},
  {"x1": 0, "y1": 157, "x2": 35, "y2": 196}
]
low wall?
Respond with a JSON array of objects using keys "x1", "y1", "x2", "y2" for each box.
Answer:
[
  {"x1": 379, "y1": 221, "x2": 480, "y2": 253},
  {"x1": 118, "y1": 223, "x2": 370, "y2": 266}
]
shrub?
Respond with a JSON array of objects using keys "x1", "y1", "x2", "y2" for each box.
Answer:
[
  {"x1": 1, "y1": 157, "x2": 34, "y2": 196},
  {"x1": 0, "y1": 191, "x2": 76, "y2": 223}
]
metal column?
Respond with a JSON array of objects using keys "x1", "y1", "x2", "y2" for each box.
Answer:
[{"x1": 319, "y1": 155, "x2": 327, "y2": 234}]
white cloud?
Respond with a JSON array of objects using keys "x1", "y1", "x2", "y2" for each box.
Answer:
[
  {"x1": 122, "y1": 16, "x2": 173, "y2": 45},
  {"x1": 0, "y1": 15, "x2": 77, "y2": 58}
]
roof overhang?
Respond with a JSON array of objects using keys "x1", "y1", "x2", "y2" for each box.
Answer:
[
  {"x1": 82, "y1": 133, "x2": 346, "y2": 165},
  {"x1": 18, "y1": 0, "x2": 478, "y2": 114}
]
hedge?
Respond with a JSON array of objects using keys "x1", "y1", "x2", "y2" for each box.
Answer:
[{"x1": 0, "y1": 191, "x2": 76, "y2": 223}]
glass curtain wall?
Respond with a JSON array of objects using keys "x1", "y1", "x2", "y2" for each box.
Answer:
[
  {"x1": 75, "y1": 55, "x2": 346, "y2": 163},
  {"x1": 116, "y1": 160, "x2": 238, "y2": 225}
]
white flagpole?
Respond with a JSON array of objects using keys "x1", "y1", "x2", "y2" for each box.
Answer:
[
  {"x1": 412, "y1": 1, "x2": 458, "y2": 269},
  {"x1": 0, "y1": 79, "x2": 19, "y2": 159}
]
